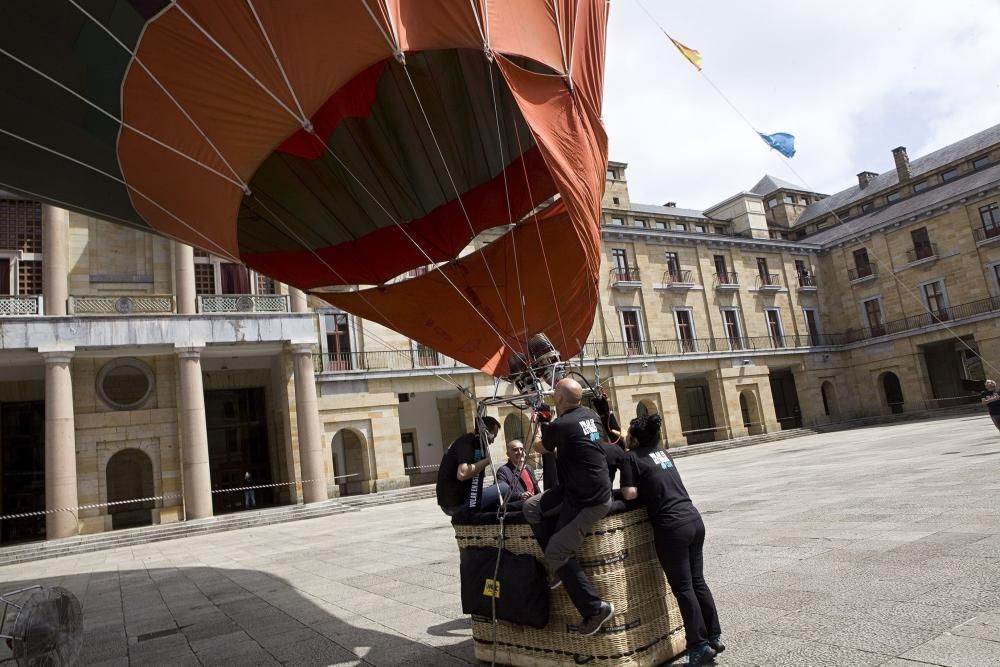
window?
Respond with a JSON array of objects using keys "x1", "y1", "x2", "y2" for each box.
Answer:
[
  {"x1": 675, "y1": 309, "x2": 696, "y2": 351},
  {"x1": 652, "y1": 221, "x2": 667, "y2": 229},
  {"x1": 714, "y1": 226, "x2": 725, "y2": 235},
  {"x1": 767, "y1": 198, "x2": 778, "y2": 209},
  {"x1": 194, "y1": 263, "x2": 215, "y2": 295},
  {"x1": 941, "y1": 167, "x2": 958, "y2": 181},
  {"x1": 632, "y1": 218, "x2": 645, "y2": 227},
  {"x1": 756, "y1": 257, "x2": 769, "y2": 277},
  {"x1": 980, "y1": 203, "x2": 1000, "y2": 234},
  {"x1": 664, "y1": 252, "x2": 681, "y2": 278},
  {"x1": 722, "y1": 309, "x2": 742, "y2": 349},
  {"x1": 713, "y1": 254, "x2": 728, "y2": 276},
  {"x1": 861, "y1": 201, "x2": 874, "y2": 213},
  {"x1": 764, "y1": 309, "x2": 784, "y2": 347},
  {"x1": 414, "y1": 341, "x2": 438, "y2": 367},
  {"x1": 612, "y1": 196, "x2": 620, "y2": 205},
  {"x1": 255, "y1": 273, "x2": 277, "y2": 295},
  {"x1": 325, "y1": 312, "x2": 353, "y2": 369},
  {"x1": 804, "y1": 309, "x2": 821, "y2": 345},
  {"x1": 910, "y1": 227, "x2": 933, "y2": 260},
  {"x1": 609, "y1": 217, "x2": 623, "y2": 226},
  {"x1": 783, "y1": 194, "x2": 794, "y2": 204},
  {"x1": 607, "y1": 168, "x2": 616, "y2": 180},
  {"x1": 620, "y1": 309, "x2": 644, "y2": 354},
  {"x1": 853, "y1": 248, "x2": 872, "y2": 278},
  {"x1": 794, "y1": 259, "x2": 806, "y2": 276},
  {"x1": 18, "y1": 260, "x2": 42, "y2": 295},
  {"x1": 972, "y1": 155, "x2": 991, "y2": 170},
  {"x1": 886, "y1": 191, "x2": 901, "y2": 204},
  {"x1": 0, "y1": 200, "x2": 42, "y2": 253},
  {"x1": 863, "y1": 298, "x2": 884, "y2": 336},
  {"x1": 912, "y1": 180, "x2": 928, "y2": 193},
  {"x1": 611, "y1": 248, "x2": 628, "y2": 272},
  {"x1": 676, "y1": 223, "x2": 687, "y2": 231},
  {"x1": 922, "y1": 280, "x2": 948, "y2": 319},
  {"x1": 401, "y1": 431, "x2": 418, "y2": 470},
  {"x1": 695, "y1": 225, "x2": 706, "y2": 233}
]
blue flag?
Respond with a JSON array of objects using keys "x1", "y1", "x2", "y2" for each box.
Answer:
[{"x1": 758, "y1": 132, "x2": 796, "y2": 158}]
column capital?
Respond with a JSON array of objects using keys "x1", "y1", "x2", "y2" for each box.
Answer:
[
  {"x1": 287, "y1": 343, "x2": 315, "y2": 356},
  {"x1": 39, "y1": 348, "x2": 74, "y2": 364},
  {"x1": 175, "y1": 346, "x2": 204, "y2": 360}
]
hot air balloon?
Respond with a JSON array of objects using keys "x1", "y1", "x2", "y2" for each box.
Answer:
[{"x1": 0, "y1": 1, "x2": 609, "y2": 376}]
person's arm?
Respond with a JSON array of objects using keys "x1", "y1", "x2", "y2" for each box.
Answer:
[
  {"x1": 620, "y1": 454, "x2": 638, "y2": 500},
  {"x1": 457, "y1": 455, "x2": 490, "y2": 481}
]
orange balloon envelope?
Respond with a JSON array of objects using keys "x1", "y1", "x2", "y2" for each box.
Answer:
[{"x1": 0, "y1": 1, "x2": 609, "y2": 376}]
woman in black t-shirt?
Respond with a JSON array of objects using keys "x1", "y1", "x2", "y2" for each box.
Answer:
[{"x1": 620, "y1": 415, "x2": 723, "y2": 667}]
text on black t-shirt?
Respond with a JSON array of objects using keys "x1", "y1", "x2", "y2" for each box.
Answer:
[
  {"x1": 435, "y1": 433, "x2": 485, "y2": 509},
  {"x1": 542, "y1": 406, "x2": 612, "y2": 508},
  {"x1": 622, "y1": 445, "x2": 700, "y2": 529}
]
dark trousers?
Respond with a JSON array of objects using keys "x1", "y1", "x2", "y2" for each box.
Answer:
[
  {"x1": 653, "y1": 516, "x2": 721, "y2": 648},
  {"x1": 523, "y1": 487, "x2": 610, "y2": 618},
  {"x1": 991, "y1": 413, "x2": 1000, "y2": 432}
]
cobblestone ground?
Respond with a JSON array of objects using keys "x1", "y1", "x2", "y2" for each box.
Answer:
[{"x1": 2, "y1": 414, "x2": 1000, "y2": 666}]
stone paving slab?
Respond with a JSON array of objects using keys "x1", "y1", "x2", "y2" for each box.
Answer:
[{"x1": 1, "y1": 414, "x2": 1000, "y2": 665}]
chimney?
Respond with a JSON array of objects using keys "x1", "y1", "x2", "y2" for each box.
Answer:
[
  {"x1": 857, "y1": 171, "x2": 878, "y2": 189},
  {"x1": 892, "y1": 146, "x2": 911, "y2": 182},
  {"x1": 664, "y1": 202, "x2": 677, "y2": 208}
]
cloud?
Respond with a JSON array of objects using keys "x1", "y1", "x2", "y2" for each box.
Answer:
[{"x1": 604, "y1": 0, "x2": 1000, "y2": 209}]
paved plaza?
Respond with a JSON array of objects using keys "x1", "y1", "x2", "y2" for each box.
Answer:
[{"x1": 3, "y1": 414, "x2": 1000, "y2": 666}]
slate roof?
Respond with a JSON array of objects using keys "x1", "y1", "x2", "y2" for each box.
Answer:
[
  {"x1": 797, "y1": 123, "x2": 1000, "y2": 226},
  {"x1": 748, "y1": 175, "x2": 811, "y2": 197},
  {"x1": 803, "y1": 162, "x2": 1000, "y2": 246},
  {"x1": 630, "y1": 202, "x2": 708, "y2": 220}
]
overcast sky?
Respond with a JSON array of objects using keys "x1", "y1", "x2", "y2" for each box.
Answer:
[{"x1": 602, "y1": 0, "x2": 1000, "y2": 210}]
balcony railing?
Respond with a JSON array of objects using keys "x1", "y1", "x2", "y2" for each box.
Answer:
[
  {"x1": 0, "y1": 295, "x2": 42, "y2": 316},
  {"x1": 755, "y1": 273, "x2": 781, "y2": 289},
  {"x1": 905, "y1": 243, "x2": 937, "y2": 264},
  {"x1": 797, "y1": 274, "x2": 817, "y2": 289},
  {"x1": 609, "y1": 266, "x2": 641, "y2": 284},
  {"x1": 840, "y1": 294, "x2": 1000, "y2": 343},
  {"x1": 713, "y1": 272, "x2": 739, "y2": 288},
  {"x1": 68, "y1": 295, "x2": 175, "y2": 315},
  {"x1": 973, "y1": 225, "x2": 1000, "y2": 243},
  {"x1": 197, "y1": 294, "x2": 290, "y2": 313},
  {"x1": 848, "y1": 264, "x2": 876, "y2": 281},
  {"x1": 663, "y1": 269, "x2": 694, "y2": 286},
  {"x1": 317, "y1": 349, "x2": 462, "y2": 373}
]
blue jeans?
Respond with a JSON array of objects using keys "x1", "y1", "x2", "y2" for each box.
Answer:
[
  {"x1": 244, "y1": 489, "x2": 256, "y2": 509},
  {"x1": 443, "y1": 481, "x2": 511, "y2": 516}
]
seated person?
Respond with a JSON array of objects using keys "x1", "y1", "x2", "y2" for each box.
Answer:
[
  {"x1": 435, "y1": 416, "x2": 510, "y2": 516},
  {"x1": 495, "y1": 439, "x2": 541, "y2": 502}
]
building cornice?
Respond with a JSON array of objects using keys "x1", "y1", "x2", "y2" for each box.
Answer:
[{"x1": 600, "y1": 226, "x2": 824, "y2": 253}]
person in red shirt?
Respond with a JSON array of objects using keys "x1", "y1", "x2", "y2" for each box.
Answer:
[{"x1": 495, "y1": 439, "x2": 541, "y2": 501}]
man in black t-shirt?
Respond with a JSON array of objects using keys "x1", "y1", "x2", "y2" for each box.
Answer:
[
  {"x1": 436, "y1": 416, "x2": 508, "y2": 515},
  {"x1": 525, "y1": 379, "x2": 615, "y2": 636},
  {"x1": 982, "y1": 379, "x2": 1000, "y2": 433}
]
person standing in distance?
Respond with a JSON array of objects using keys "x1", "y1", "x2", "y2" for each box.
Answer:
[
  {"x1": 526, "y1": 378, "x2": 615, "y2": 636},
  {"x1": 620, "y1": 415, "x2": 723, "y2": 667},
  {"x1": 982, "y1": 379, "x2": 1000, "y2": 433}
]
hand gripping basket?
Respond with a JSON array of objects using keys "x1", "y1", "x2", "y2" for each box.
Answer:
[{"x1": 453, "y1": 507, "x2": 686, "y2": 666}]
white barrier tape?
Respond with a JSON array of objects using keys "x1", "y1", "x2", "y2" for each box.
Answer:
[{"x1": 0, "y1": 478, "x2": 333, "y2": 521}]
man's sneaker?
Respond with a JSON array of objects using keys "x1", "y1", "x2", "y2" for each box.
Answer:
[
  {"x1": 547, "y1": 573, "x2": 562, "y2": 590},
  {"x1": 708, "y1": 635, "x2": 726, "y2": 654},
  {"x1": 577, "y1": 601, "x2": 615, "y2": 636},
  {"x1": 687, "y1": 642, "x2": 717, "y2": 667}
]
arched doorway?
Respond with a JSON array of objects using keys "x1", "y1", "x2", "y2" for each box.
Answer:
[
  {"x1": 821, "y1": 381, "x2": 839, "y2": 418},
  {"x1": 881, "y1": 372, "x2": 904, "y2": 414},
  {"x1": 107, "y1": 449, "x2": 154, "y2": 530},
  {"x1": 503, "y1": 413, "x2": 527, "y2": 442},
  {"x1": 332, "y1": 429, "x2": 375, "y2": 495},
  {"x1": 739, "y1": 391, "x2": 764, "y2": 435},
  {"x1": 636, "y1": 399, "x2": 658, "y2": 419}
]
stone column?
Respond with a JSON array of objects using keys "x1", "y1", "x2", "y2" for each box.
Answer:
[
  {"x1": 42, "y1": 351, "x2": 78, "y2": 539},
  {"x1": 174, "y1": 242, "x2": 196, "y2": 315},
  {"x1": 289, "y1": 288, "x2": 308, "y2": 313},
  {"x1": 42, "y1": 205, "x2": 69, "y2": 316},
  {"x1": 290, "y1": 344, "x2": 328, "y2": 503},
  {"x1": 177, "y1": 348, "x2": 212, "y2": 519}
]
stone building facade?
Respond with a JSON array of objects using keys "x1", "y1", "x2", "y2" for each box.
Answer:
[{"x1": 1, "y1": 123, "x2": 999, "y2": 541}]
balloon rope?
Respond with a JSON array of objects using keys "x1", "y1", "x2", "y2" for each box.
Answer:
[
  {"x1": 634, "y1": 0, "x2": 1000, "y2": 379},
  {"x1": 65, "y1": 0, "x2": 250, "y2": 193},
  {"x1": 0, "y1": 45, "x2": 246, "y2": 192},
  {"x1": 486, "y1": 59, "x2": 531, "y2": 345},
  {"x1": 245, "y1": 0, "x2": 308, "y2": 123},
  {"x1": 399, "y1": 63, "x2": 522, "y2": 345}
]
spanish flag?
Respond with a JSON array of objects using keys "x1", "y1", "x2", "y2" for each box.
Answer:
[{"x1": 668, "y1": 36, "x2": 702, "y2": 71}]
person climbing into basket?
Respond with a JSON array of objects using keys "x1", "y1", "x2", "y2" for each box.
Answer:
[
  {"x1": 526, "y1": 378, "x2": 615, "y2": 636},
  {"x1": 620, "y1": 414, "x2": 724, "y2": 667},
  {"x1": 435, "y1": 416, "x2": 510, "y2": 516},
  {"x1": 981, "y1": 379, "x2": 1000, "y2": 433}
]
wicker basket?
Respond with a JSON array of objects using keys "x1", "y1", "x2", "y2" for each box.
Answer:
[{"x1": 454, "y1": 508, "x2": 686, "y2": 666}]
